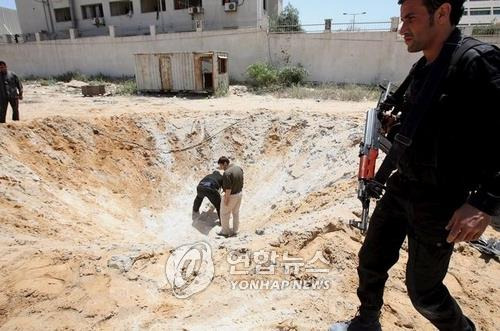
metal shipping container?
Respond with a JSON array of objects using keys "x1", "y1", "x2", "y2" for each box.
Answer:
[{"x1": 134, "y1": 51, "x2": 229, "y2": 93}]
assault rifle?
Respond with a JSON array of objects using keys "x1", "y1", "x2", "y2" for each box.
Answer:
[{"x1": 350, "y1": 83, "x2": 394, "y2": 233}]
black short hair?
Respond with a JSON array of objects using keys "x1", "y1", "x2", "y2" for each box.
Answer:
[
  {"x1": 217, "y1": 156, "x2": 230, "y2": 165},
  {"x1": 0, "y1": 61, "x2": 6, "y2": 66},
  {"x1": 398, "y1": 0, "x2": 465, "y2": 26}
]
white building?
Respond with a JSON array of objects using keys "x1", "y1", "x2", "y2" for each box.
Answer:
[
  {"x1": 461, "y1": 0, "x2": 500, "y2": 25},
  {"x1": 0, "y1": 6, "x2": 21, "y2": 36},
  {"x1": 14, "y1": 0, "x2": 282, "y2": 39}
]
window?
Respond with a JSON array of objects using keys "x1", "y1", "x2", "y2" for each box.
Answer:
[
  {"x1": 263, "y1": 0, "x2": 266, "y2": 11},
  {"x1": 110, "y1": 1, "x2": 133, "y2": 16},
  {"x1": 174, "y1": 0, "x2": 202, "y2": 10},
  {"x1": 81, "y1": 4, "x2": 104, "y2": 19},
  {"x1": 54, "y1": 7, "x2": 72, "y2": 22},
  {"x1": 218, "y1": 56, "x2": 227, "y2": 74},
  {"x1": 141, "y1": 0, "x2": 166, "y2": 13},
  {"x1": 470, "y1": 8, "x2": 491, "y2": 15},
  {"x1": 494, "y1": 7, "x2": 500, "y2": 15}
]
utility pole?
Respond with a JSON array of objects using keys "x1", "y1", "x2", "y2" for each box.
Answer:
[
  {"x1": 68, "y1": 0, "x2": 78, "y2": 29},
  {"x1": 45, "y1": 0, "x2": 55, "y2": 37},
  {"x1": 343, "y1": 11, "x2": 366, "y2": 31}
]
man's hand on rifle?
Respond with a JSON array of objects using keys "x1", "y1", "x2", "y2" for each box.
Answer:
[
  {"x1": 366, "y1": 180, "x2": 385, "y2": 200},
  {"x1": 380, "y1": 113, "x2": 398, "y2": 135}
]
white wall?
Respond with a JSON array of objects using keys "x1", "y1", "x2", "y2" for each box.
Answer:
[
  {"x1": 267, "y1": 32, "x2": 422, "y2": 83},
  {"x1": 2, "y1": 29, "x2": 498, "y2": 84},
  {"x1": 14, "y1": 0, "x2": 280, "y2": 37}
]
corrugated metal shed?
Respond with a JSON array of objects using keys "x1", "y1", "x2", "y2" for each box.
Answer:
[
  {"x1": 134, "y1": 51, "x2": 229, "y2": 94},
  {"x1": 0, "y1": 6, "x2": 21, "y2": 35}
]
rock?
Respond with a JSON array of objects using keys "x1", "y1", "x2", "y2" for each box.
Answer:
[
  {"x1": 269, "y1": 134, "x2": 280, "y2": 141},
  {"x1": 107, "y1": 255, "x2": 134, "y2": 273},
  {"x1": 65, "y1": 80, "x2": 88, "y2": 88},
  {"x1": 269, "y1": 241, "x2": 281, "y2": 248},
  {"x1": 255, "y1": 229, "x2": 265, "y2": 235},
  {"x1": 127, "y1": 273, "x2": 139, "y2": 281},
  {"x1": 79, "y1": 262, "x2": 97, "y2": 276}
]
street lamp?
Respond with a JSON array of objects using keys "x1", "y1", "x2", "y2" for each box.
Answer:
[{"x1": 343, "y1": 11, "x2": 367, "y2": 31}]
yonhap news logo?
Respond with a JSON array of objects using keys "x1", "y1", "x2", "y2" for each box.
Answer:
[{"x1": 165, "y1": 241, "x2": 215, "y2": 299}]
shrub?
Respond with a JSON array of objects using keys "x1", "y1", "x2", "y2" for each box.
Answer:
[
  {"x1": 278, "y1": 66, "x2": 308, "y2": 86},
  {"x1": 53, "y1": 72, "x2": 89, "y2": 82},
  {"x1": 246, "y1": 63, "x2": 278, "y2": 88},
  {"x1": 116, "y1": 79, "x2": 137, "y2": 95},
  {"x1": 472, "y1": 24, "x2": 500, "y2": 36}
]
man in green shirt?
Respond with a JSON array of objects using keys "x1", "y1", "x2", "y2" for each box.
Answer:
[
  {"x1": 217, "y1": 156, "x2": 244, "y2": 237},
  {"x1": 0, "y1": 61, "x2": 23, "y2": 123}
]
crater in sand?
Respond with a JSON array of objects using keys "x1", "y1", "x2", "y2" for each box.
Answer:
[{"x1": 0, "y1": 111, "x2": 361, "y2": 248}]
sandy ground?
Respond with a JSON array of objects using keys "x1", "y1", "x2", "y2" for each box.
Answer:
[{"x1": 0, "y1": 82, "x2": 498, "y2": 331}]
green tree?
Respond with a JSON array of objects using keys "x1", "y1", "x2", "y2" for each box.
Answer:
[{"x1": 270, "y1": 4, "x2": 302, "y2": 32}]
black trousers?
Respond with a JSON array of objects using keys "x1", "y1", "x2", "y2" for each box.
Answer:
[
  {"x1": 0, "y1": 98, "x2": 19, "y2": 123},
  {"x1": 357, "y1": 174, "x2": 475, "y2": 331},
  {"x1": 193, "y1": 185, "x2": 221, "y2": 219}
]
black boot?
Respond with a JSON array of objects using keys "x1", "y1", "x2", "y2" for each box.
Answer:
[
  {"x1": 329, "y1": 311, "x2": 381, "y2": 331},
  {"x1": 347, "y1": 315, "x2": 382, "y2": 331}
]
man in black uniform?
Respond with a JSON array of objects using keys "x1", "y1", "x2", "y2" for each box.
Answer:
[
  {"x1": 193, "y1": 170, "x2": 223, "y2": 220},
  {"x1": 330, "y1": 1, "x2": 500, "y2": 330},
  {"x1": 0, "y1": 61, "x2": 23, "y2": 123}
]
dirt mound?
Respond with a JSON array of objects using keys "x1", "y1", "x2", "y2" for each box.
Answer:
[{"x1": 0, "y1": 111, "x2": 498, "y2": 330}]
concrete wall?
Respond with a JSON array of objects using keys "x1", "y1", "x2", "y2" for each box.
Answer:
[
  {"x1": 2, "y1": 29, "x2": 498, "y2": 84},
  {"x1": 14, "y1": 0, "x2": 282, "y2": 37},
  {"x1": 0, "y1": 28, "x2": 268, "y2": 81},
  {"x1": 267, "y1": 32, "x2": 422, "y2": 84},
  {"x1": 0, "y1": 28, "x2": 421, "y2": 84}
]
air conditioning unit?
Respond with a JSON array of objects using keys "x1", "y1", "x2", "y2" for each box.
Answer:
[
  {"x1": 188, "y1": 6, "x2": 204, "y2": 14},
  {"x1": 224, "y1": 2, "x2": 237, "y2": 12}
]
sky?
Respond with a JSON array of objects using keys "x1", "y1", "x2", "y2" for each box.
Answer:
[
  {"x1": 0, "y1": 0, "x2": 401, "y2": 23},
  {"x1": 0, "y1": 0, "x2": 15, "y2": 10},
  {"x1": 283, "y1": 1, "x2": 400, "y2": 24}
]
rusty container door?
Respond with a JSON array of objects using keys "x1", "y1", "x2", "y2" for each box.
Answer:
[
  {"x1": 194, "y1": 52, "x2": 214, "y2": 92},
  {"x1": 159, "y1": 55, "x2": 172, "y2": 91}
]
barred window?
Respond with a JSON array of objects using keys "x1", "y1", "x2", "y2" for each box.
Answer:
[
  {"x1": 174, "y1": 0, "x2": 202, "y2": 10},
  {"x1": 54, "y1": 7, "x2": 71, "y2": 22},
  {"x1": 110, "y1": 1, "x2": 134, "y2": 16}
]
